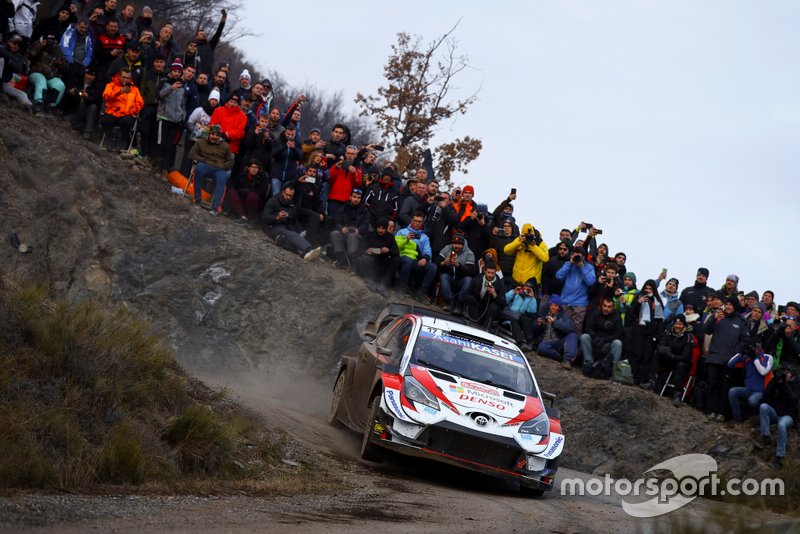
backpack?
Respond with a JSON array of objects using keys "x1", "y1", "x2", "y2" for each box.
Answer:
[
  {"x1": 8, "y1": 0, "x2": 38, "y2": 39},
  {"x1": 611, "y1": 359, "x2": 635, "y2": 385},
  {"x1": 589, "y1": 351, "x2": 615, "y2": 380}
]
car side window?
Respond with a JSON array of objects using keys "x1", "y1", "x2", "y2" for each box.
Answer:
[{"x1": 385, "y1": 320, "x2": 414, "y2": 365}]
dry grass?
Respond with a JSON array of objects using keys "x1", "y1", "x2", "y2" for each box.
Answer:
[{"x1": 0, "y1": 278, "x2": 342, "y2": 495}]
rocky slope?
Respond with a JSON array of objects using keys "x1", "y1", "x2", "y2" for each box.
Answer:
[{"x1": 0, "y1": 104, "x2": 781, "y2": 493}]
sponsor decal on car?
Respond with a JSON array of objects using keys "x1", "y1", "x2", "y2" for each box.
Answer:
[
  {"x1": 422, "y1": 406, "x2": 439, "y2": 416},
  {"x1": 519, "y1": 433, "x2": 534, "y2": 441},
  {"x1": 384, "y1": 389, "x2": 412, "y2": 422},
  {"x1": 448, "y1": 385, "x2": 465, "y2": 394},
  {"x1": 457, "y1": 394, "x2": 507, "y2": 411},
  {"x1": 418, "y1": 329, "x2": 526, "y2": 365},
  {"x1": 539, "y1": 433, "x2": 564, "y2": 459},
  {"x1": 460, "y1": 380, "x2": 498, "y2": 396}
]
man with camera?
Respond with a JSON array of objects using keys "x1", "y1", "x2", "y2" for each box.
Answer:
[
  {"x1": 765, "y1": 307, "x2": 800, "y2": 368},
  {"x1": 462, "y1": 263, "x2": 506, "y2": 328},
  {"x1": 555, "y1": 244, "x2": 596, "y2": 334},
  {"x1": 423, "y1": 191, "x2": 458, "y2": 259},
  {"x1": 728, "y1": 344, "x2": 773, "y2": 420},
  {"x1": 754, "y1": 364, "x2": 799, "y2": 469},
  {"x1": 364, "y1": 168, "x2": 400, "y2": 229},
  {"x1": 503, "y1": 223, "x2": 549, "y2": 288},
  {"x1": 154, "y1": 58, "x2": 187, "y2": 172},
  {"x1": 327, "y1": 144, "x2": 363, "y2": 219},
  {"x1": 436, "y1": 233, "x2": 476, "y2": 314},
  {"x1": 395, "y1": 212, "x2": 437, "y2": 302},
  {"x1": 98, "y1": 67, "x2": 143, "y2": 151}
]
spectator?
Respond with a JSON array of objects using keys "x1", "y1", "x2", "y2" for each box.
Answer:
[
  {"x1": 180, "y1": 64, "x2": 199, "y2": 122},
  {"x1": 616, "y1": 272, "x2": 638, "y2": 324},
  {"x1": 269, "y1": 123, "x2": 303, "y2": 196},
  {"x1": 209, "y1": 93, "x2": 247, "y2": 157},
  {"x1": 721, "y1": 274, "x2": 740, "y2": 299},
  {"x1": 490, "y1": 218, "x2": 519, "y2": 292},
  {"x1": 728, "y1": 346, "x2": 773, "y2": 421},
  {"x1": 395, "y1": 212, "x2": 436, "y2": 302},
  {"x1": 437, "y1": 234, "x2": 476, "y2": 314},
  {"x1": 154, "y1": 58, "x2": 186, "y2": 172},
  {"x1": 135, "y1": 5, "x2": 153, "y2": 36},
  {"x1": 137, "y1": 29, "x2": 155, "y2": 68},
  {"x1": 704, "y1": 296, "x2": 749, "y2": 422},
  {"x1": 98, "y1": 67, "x2": 143, "y2": 151},
  {"x1": 762, "y1": 290, "x2": 777, "y2": 324},
  {"x1": 153, "y1": 24, "x2": 178, "y2": 65},
  {"x1": 754, "y1": 365, "x2": 799, "y2": 469},
  {"x1": 580, "y1": 297, "x2": 624, "y2": 378},
  {"x1": 490, "y1": 192, "x2": 517, "y2": 232},
  {"x1": 743, "y1": 291, "x2": 760, "y2": 315},
  {"x1": 455, "y1": 186, "x2": 490, "y2": 259},
  {"x1": 116, "y1": 3, "x2": 137, "y2": 40},
  {"x1": 27, "y1": 35, "x2": 67, "y2": 114},
  {"x1": 195, "y1": 71, "x2": 210, "y2": 101},
  {"x1": 680, "y1": 267, "x2": 713, "y2": 314},
  {"x1": 94, "y1": 18, "x2": 126, "y2": 83},
  {"x1": 138, "y1": 52, "x2": 167, "y2": 159},
  {"x1": 59, "y1": 18, "x2": 93, "y2": 89},
  {"x1": 329, "y1": 188, "x2": 369, "y2": 269},
  {"x1": 241, "y1": 112, "x2": 273, "y2": 171},
  {"x1": 588, "y1": 263, "x2": 620, "y2": 311},
  {"x1": 423, "y1": 191, "x2": 457, "y2": 258},
  {"x1": 364, "y1": 168, "x2": 400, "y2": 229},
  {"x1": 181, "y1": 40, "x2": 201, "y2": 72},
  {"x1": 744, "y1": 304, "x2": 770, "y2": 346},
  {"x1": 187, "y1": 124, "x2": 234, "y2": 215},
  {"x1": 656, "y1": 275, "x2": 684, "y2": 323},
  {"x1": 302, "y1": 127, "x2": 327, "y2": 163},
  {"x1": 261, "y1": 183, "x2": 321, "y2": 262},
  {"x1": 232, "y1": 69, "x2": 253, "y2": 101},
  {"x1": 31, "y1": 3, "x2": 73, "y2": 43},
  {"x1": 228, "y1": 159, "x2": 270, "y2": 223},
  {"x1": 503, "y1": 223, "x2": 548, "y2": 288},
  {"x1": 359, "y1": 218, "x2": 400, "y2": 298},
  {"x1": 0, "y1": 34, "x2": 32, "y2": 108},
  {"x1": 63, "y1": 65, "x2": 101, "y2": 138},
  {"x1": 613, "y1": 252, "x2": 628, "y2": 279},
  {"x1": 324, "y1": 123, "x2": 347, "y2": 167},
  {"x1": 477, "y1": 248, "x2": 504, "y2": 284},
  {"x1": 765, "y1": 315, "x2": 800, "y2": 368},
  {"x1": 555, "y1": 245, "x2": 596, "y2": 334},
  {"x1": 327, "y1": 144, "x2": 363, "y2": 218},
  {"x1": 630, "y1": 279, "x2": 665, "y2": 388},
  {"x1": 195, "y1": 10, "x2": 227, "y2": 76},
  {"x1": 534, "y1": 294, "x2": 578, "y2": 367},
  {"x1": 398, "y1": 179, "x2": 427, "y2": 228},
  {"x1": 107, "y1": 40, "x2": 143, "y2": 86},
  {"x1": 498, "y1": 279, "x2": 539, "y2": 350},
  {"x1": 209, "y1": 68, "x2": 229, "y2": 104},
  {"x1": 648, "y1": 314, "x2": 695, "y2": 407},
  {"x1": 185, "y1": 89, "x2": 220, "y2": 149},
  {"x1": 463, "y1": 263, "x2": 506, "y2": 328},
  {"x1": 294, "y1": 164, "x2": 327, "y2": 247}
]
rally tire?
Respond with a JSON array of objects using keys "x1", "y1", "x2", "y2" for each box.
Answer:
[
  {"x1": 328, "y1": 372, "x2": 346, "y2": 428},
  {"x1": 360, "y1": 394, "x2": 386, "y2": 463}
]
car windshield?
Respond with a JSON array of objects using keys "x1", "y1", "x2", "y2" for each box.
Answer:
[{"x1": 411, "y1": 326, "x2": 537, "y2": 396}]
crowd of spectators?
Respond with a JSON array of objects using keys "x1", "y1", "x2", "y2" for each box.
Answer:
[{"x1": 2, "y1": 0, "x2": 797, "y2": 471}]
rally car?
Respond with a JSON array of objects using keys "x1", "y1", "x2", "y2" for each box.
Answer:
[{"x1": 329, "y1": 303, "x2": 564, "y2": 496}]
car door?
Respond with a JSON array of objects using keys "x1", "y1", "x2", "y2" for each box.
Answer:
[{"x1": 353, "y1": 317, "x2": 414, "y2": 427}]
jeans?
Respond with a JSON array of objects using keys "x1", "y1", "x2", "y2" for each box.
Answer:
[
  {"x1": 439, "y1": 273, "x2": 472, "y2": 302},
  {"x1": 538, "y1": 334, "x2": 579, "y2": 362},
  {"x1": 579, "y1": 334, "x2": 622, "y2": 367},
  {"x1": 759, "y1": 403, "x2": 795, "y2": 458},
  {"x1": 728, "y1": 387, "x2": 762, "y2": 421},
  {"x1": 397, "y1": 256, "x2": 437, "y2": 294},
  {"x1": 28, "y1": 72, "x2": 65, "y2": 105},
  {"x1": 330, "y1": 230, "x2": 361, "y2": 256},
  {"x1": 193, "y1": 162, "x2": 229, "y2": 211}
]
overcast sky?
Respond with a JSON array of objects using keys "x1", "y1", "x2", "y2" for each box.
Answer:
[{"x1": 237, "y1": 0, "x2": 799, "y2": 304}]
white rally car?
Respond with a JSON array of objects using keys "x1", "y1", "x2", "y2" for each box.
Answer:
[{"x1": 329, "y1": 304, "x2": 564, "y2": 496}]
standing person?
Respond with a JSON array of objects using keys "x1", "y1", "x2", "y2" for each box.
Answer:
[
  {"x1": 555, "y1": 245, "x2": 596, "y2": 334},
  {"x1": 630, "y1": 279, "x2": 665, "y2": 388},
  {"x1": 195, "y1": 10, "x2": 227, "y2": 77},
  {"x1": 188, "y1": 124, "x2": 234, "y2": 215},
  {"x1": 327, "y1": 144, "x2": 363, "y2": 218},
  {"x1": 138, "y1": 53, "x2": 168, "y2": 159},
  {"x1": 59, "y1": 17, "x2": 93, "y2": 89},
  {"x1": 154, "y1": 58, "x2": 186, "y2": 172},
  {"x1": 704, "y1": 297, "x2": 749, "y2": 422},
  {"x1": 63, "y1": 65, "x2": 102, "y2": 138},
  {"x1": 363, "y1": 168, "x2": 400, "y2": 229},
  {"x1": 503, "y1": 223, "x2": 549, "y2": 286}
]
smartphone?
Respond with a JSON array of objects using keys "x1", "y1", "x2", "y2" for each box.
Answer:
[
  {"x1": 511, "y1": 188, "x2": 516, "y2": 195},
  {"x1": 662, "y1": 268, "x2": 668, "y2": 276}
]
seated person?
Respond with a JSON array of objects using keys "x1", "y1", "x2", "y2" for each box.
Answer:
[
  {"x1": 533, "y1": 295, "x2": 578, "y2": 367},
  {"x1": 436, "y1": 233, "x2": 476, "y2": 314},
  {"x1": 395, "y1": 211, "x2": 437, "y2": 302},
  {"x1": 580, "y1": 297, "x2": 624, "y2": 378},
  {"x1": 98, "y1": 67, "x2": 143, "y2": 150},
  {"x1": 330, "y1": 188, "x2": 368, "y2": 269},
  {"x1": 463, "y1": 263, "x2": 506, "y2": 328},
  {"x1": 228, "y1": 159, "x2": 270, "y2": 222},
  {"x1": 500, "y1": 279, "x2": 539, "y2": 351},
  {"x1": 642, "y1": 314, "x2": 695, "y2": 404},
  {"x1": 294, "y1": 164, "x2": 327, "y2": 247},
  {"x1": 63, "y1": 66, "x2": 102, "y2": 139},
  {"x1": 728, "y1": 345, "x2": 773, "y2": 419},
  {"x1": 187, "y1": 124, "x2": 234, "y2": 214},
  {"x1": 358, "y1": 218, "x2": 399, "y2": 298},
  {"x1": 261, "y1": 183, "x2": 321, "y2": 262},
  {"x1": 754, "y1": 365, "x2": 799, "y2": 470}
]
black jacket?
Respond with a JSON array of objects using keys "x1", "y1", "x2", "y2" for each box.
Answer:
[
  {"x1": 261, "y1": 195, "x2": 298, "y2": 230},
  {"x1": 334, "y1": 202, "x2": 369, "y2": 235},
  {"x1": 584, "y1": 309, "x2": 624, "y2": 347},
  {"x1": 364, "y1": 182, "x2": 399, "y2": 227},
  {"x1": 705, "y1": 313, "x2": 749, "y2": 365},
  {"x1": 680, "y1": 282, "x2": 714, "y2": 313},
  {"x1": 466, "y1": 275, "x2": 506, "y2": 308},
  {"x1": 197, "y1": 16, "x2": 226, "y2": 76},
  {"x1": 656, "y1": 330, "x2": 694, "y2": 363},
  {"x1": 762, "y1": 375, "x2": 800, "y2": 419},
  {"x1": 362, "y1": 231, "x2": 399, "y2": 260}
]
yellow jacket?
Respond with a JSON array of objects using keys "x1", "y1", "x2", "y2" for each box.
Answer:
[{"x1": 503, "y1": 223, "x2": 549, "y2": 284}]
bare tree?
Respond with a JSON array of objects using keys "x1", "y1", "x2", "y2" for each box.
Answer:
[{"x1": 355, "y1": 22, "x2": 482, "y2": 185}]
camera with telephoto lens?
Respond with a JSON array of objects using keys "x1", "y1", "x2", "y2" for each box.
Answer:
[
  {"x1": 373, "y1": 145, "x2": 385, "y2": 151},
  {"x1": 434, "y1": 195, "x2": 446, "y2": 202},
  {"x1": 524, "y1": 232, "x2": 535, "y2": 244},
  {"x1": 572, "y1": 253, "x2": 583, "y2": 263}
]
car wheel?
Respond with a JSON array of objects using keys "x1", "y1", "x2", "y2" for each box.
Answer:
[
  {"x1": 328, "y1": 371, "x2": 346, "y2": 428},
  {"x1": 520, "y1": 485, "x2": 545, "y2": 498},
  {"x1": 360, "y1": 394, "x2": 386, "y2": 463}
]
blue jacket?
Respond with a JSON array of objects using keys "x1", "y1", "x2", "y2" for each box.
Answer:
[
  {"x1": 60, "y1": 25, "x2": 93, "y2": 67},
  {"x1": 396, "y1": 226, "x2": 432, "y2": 261},
  {"x1": 728, "y1": 352, "x2": 773, "y2": 392},
  {"x1": 504, "y1": 291, "x2": 538, "y2": 316},
  {"x1": 555, "y1": 261, "x2": 596, "y2": 307}
]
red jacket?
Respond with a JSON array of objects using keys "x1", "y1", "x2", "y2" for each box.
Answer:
[
  {"x1": 102, "y1": 74, "x2": 144, "y2": 117},
  {"x1": 328, "y1": 163, "x2": 363, "y2": 203},
  {"x1": 209, "y1": 106, "x2": 247, "y2": 154}
]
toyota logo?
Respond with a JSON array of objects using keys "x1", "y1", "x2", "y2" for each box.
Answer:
[{"x1": 474, "y1": 415, "x2": 489, "y2": 426}]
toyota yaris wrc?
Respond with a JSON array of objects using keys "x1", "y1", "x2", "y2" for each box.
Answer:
[{"x1": 329, "y1": 304, "x2": 564, "y2": 496}]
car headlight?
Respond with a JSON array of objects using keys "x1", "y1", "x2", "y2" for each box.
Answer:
[
  {"x1": 519, "y1": 411, "x2": 550, "y2": 436},
  {"x1": 403, "y1": 376, "x2": 439, "y2": 410}
]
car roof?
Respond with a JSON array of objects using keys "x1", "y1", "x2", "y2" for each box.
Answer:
[{"x1": 414, "y1": 314, "x2": 520, "y2": 352}]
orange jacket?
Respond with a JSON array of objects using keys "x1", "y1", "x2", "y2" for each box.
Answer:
[
  {"x1": 209, "y1": 106, "x2": 247, "y2": 154},
  {"x1": 102, "y1": 74, "x2": 144, "y2": 118}
]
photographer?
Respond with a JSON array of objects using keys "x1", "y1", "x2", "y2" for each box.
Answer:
[
  {"x1": 98, "y1": 67, "x2": 142, "y2": 150},
  {"x1": 395, "y1": 212, "x2": 437, "y2": 302},
  {"x1": 501, "y1": 279, "x2": 539, "y2": 350},
  {"x1": 327, "y1": 144, "x2": 363, "y2": 219},
  {"x1": 764, "y1": 312, "x2": 800, "y2": 368},
  {"x1": 754, "y1": 365, "x2": 799, "y2": 469},
  {"x1": 154, "y1": 59, "x2": 187, "y2": 172},
  {"x1": 423, "y1": 191, "x2": 458, "y2": 258},
  {"x1": 436, "y1": 234, "x2": 476, "y2": 314},
  {"x1": 490, "y1": 191, "x2": 518, "y2": 234},
  {"x1": 463, "y1": 263, "x2": 506, "y2": 328},
  {"x1": 555, "y1": 245, "x2": 596, "y2": 334},
  {"x1": 588, "y1": 264, "x2": 620, "y2": 311},
  {"x1": 503, "y1": 223, "x2": 549, "y2": 288}
]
